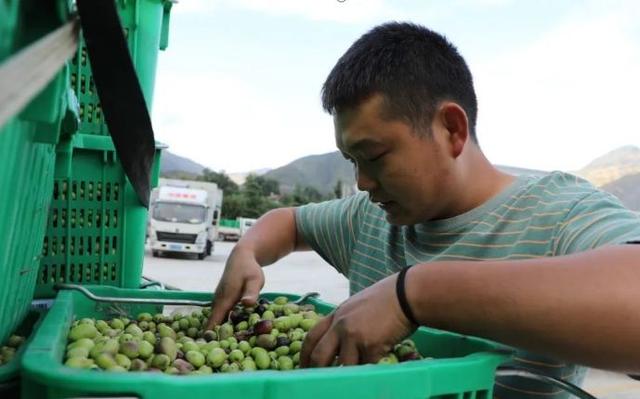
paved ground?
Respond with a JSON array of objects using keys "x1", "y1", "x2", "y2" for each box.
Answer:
[{"x1": 143, "y1": 241, "x2": 640, "y2": 398}]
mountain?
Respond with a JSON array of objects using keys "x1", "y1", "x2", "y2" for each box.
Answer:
[
  {"x1": 228, "y1": 168, "x2": 272, "y2": 185},
  {"x1": 576, "y1": 145, "x2": 640, "y2": 187},
  {"x1": 263, "y1": 151, "x2": 355, "y2": 195},
  {"x1": 602, "y1": 173, "x2": 640, "y2": 211},
  {"x1": 160, "y1": 151, "x2": 208, "y2": 177}
]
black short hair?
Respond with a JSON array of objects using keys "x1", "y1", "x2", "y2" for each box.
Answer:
[{"x1": 322, "y1": 22, "x2": 478, "y2": 141}]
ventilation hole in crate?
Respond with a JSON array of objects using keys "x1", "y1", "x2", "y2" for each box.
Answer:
[
  {"x1": 105, "y1": 182, "x2": 111, "y2": 201},
  {"x1": 60, "y1": 237, "x2": 66, "y2": 254},
  {"x1": 89, "y1": 76, "x2": 95, "y2": 95},
  {"x1": 87, "y1": 182, "x2": 94, "y2": 200},
  {"x1": 87, "y1": 103, "x2": 94, "y2": 123},
  {"x1": 95, "y1": 105, "x2": 102, "y2": 122},
  {"x1": 70, "y1": 209, "x2": 76, "y2": 228},
  {"x1": 59, "y1": 264, "x2": 66, "y2": 282},
  {"x1": 61, "y1": 181, "x2": 68, "y2": 200},
  {"x1": 78, "y1": 236, "x2": 84, "y2": 256},
  {"x1": 80, "y1": 74, "x2": 86, "y2": 94},
  {"x1": 69, "y1": 263, "x2": 75, "y2": 282},
  {"x1": 39, "y1": 266, "x2": 47, "y2": 284},
  {"x1": 70, "y1": 237, "x2": 75, "y2": 255},
  {"x1": 80, "y1": 181, "x2": 85, "y2": 200},
  {"x1": 97, "y1": 182, "x2": 103, "y2": 201},
  {"x1": 102, "y1": 263, "x2": 109, "y2": 280},
  {"x1": 105, "y1": 210, "x2": 110, "y2": 228},
  {"x1": 113, "y1": 210, "x2": 119, "y2": 228},
  {"x1": 94, "y1": 236, "x2": 101, "y2": 254},
  {"x1": 113, "y1": 183, "x2": 120, "y2": 201},
  {"x1": 42, "y1": 237, "x2": 48, "y2": 257},
  {"x1": 112, "y1": 236, "x2": 117, "y2": 254},
  {"x1": 110, "y1": 263, "x2": 117, "y2": 281},
  {"x1": 96, "y1": 211, "x2": 101, "y2": 228},
  {"x1": 81, "y1": 46, "x2": 87, "y2": 66},
  {"x1": 52, "y1": 209, "x2": 58, "y2": 228},
  {"x1": 79, "y1": 103, "x2": 85, "y2": 120},
  {"x1": 71, "y1": 181, "x2": 77, "y2": 200},
  {"x1": 93, "y1": 263, "x2": 100, "y2": 281},
  {"x1": 61, "y1": 209, "x2": 67, "y2": 228},
  {"x1": 79, "y1": 209, "x2": 85, "y2": 228},
  {"x1": 104, "y1": 236, "x2": 111, "y2": 255},
  {"x1": 87, "y1": 209, "x2": 93, "y2": 227},
  {"x1": 48, "y1": 264, "x2": 56, "y2": 284},
  {"x1": 53, "y1": 181, "x2": 59, "y2": 200}
]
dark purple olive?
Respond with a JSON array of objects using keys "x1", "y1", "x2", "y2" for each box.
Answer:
[
  {"x1": 253, "y1": 320, "x2": 273, "y2": 335},
  {"x1": 234, "y1": 330, "x2": 252, "y2": 342},
  {"x1": 258, "y1": 298, "x2": 270, "y2": 305},
  {"x1": 276, "y1": 336, "x2": 291, "y2": 347},
  {"x1": 399, "y1": 352, "x2": 421, "y2": 362},
  {"x1": 255, "y1": 305, "x2": 267, "y2": 316},
  {"x1": 176, "y1": 349, "x2": 185, "y2": 360},
  {"x1": 229, "y1": 310, "x2": 249, "y2": 324}
]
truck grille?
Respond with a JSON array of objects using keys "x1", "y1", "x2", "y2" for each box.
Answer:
[{"x1": 156, "y1": 231, "x2": 197, "y2": 244}]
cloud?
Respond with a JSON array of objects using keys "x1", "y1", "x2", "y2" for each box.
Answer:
[
  {"x1": 152, "y1": 70, "x2": 335, "y2": 172},
  {"x1": 474, "y1": 1, "x2": 640, "y2": 171}
]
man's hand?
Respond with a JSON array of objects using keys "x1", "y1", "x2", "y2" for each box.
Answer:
[
  {"x1": 206, "y1": 246, "x2": 265, "y2": 329},
  {"x1": 300, "y1": 272, "x2": 416, "y2": 367}
]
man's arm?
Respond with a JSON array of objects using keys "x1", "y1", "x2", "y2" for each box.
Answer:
[
  {"x1": 407, "y1": 244, "x2": 640, "y2": 372},
  {"x1": 301, "y1": 245, "x2": 640, "y2": 372}
]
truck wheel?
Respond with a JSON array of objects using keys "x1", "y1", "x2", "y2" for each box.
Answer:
[
  {"x1": 152, "y1": 250, "x2": 160, "y2": 257},
  {"x1": 197, "y1": 251, "x2": 206, "y2": 260},
  {"x1": 206, "y1": 240, "x2": 213, "y2": 256}
]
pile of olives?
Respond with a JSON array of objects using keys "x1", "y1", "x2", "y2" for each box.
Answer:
[
  {"x1": 64, "y1": 296, "x2": 422, "y2": 374},
  {"x1": 0, "y1": 334, "x2": 25, "y2": 366}
]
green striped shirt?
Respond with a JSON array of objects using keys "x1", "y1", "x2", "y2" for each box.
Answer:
[{"x1": 296, "y1": 171, "x2": 640, "y2": 399}]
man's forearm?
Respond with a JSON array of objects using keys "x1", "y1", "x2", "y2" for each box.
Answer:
[
  {"x1": 234, "y1": 207, "x2": 309, "y2": 266},
  {"x1": 406, "y1": 245, "x2": 640, "y2": 372}
]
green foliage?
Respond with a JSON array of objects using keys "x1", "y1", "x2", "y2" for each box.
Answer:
[
  {"x1": 198, "y1": 168, "x2": 239, "y2": 195},
  {"x1": 196, "y1": 171, "x2": 331, "y2": 220}
]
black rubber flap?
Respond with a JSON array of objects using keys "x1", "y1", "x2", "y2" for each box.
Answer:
[{"x1": 76, "y1": 0, "x2": 155, "y2": 208}]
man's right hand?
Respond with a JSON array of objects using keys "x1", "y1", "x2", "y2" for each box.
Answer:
[{"x1": 206, "y1": 246, "x2": 265, "y2": 329}]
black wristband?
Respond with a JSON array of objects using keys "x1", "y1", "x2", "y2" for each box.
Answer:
[{"x1": 396, "y1": 266, "x2": 419, "y2": 326}]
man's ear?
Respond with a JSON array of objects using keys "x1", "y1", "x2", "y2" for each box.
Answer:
[{"x1": 437, "y1": 102, "x2": 469, "y2": 159}]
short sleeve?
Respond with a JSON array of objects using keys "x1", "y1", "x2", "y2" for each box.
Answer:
[
  {"x1": 553, "y1": 190, "x2": 640, "y2": 255},
  {"x1": 295, "y1": 192, "x2": 368, "y2": 275}
]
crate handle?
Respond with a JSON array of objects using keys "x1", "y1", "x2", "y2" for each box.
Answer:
[
  {"x1": 54, "y1": 283, "x2": 320, "y2": 307},
  {"x1": 496, "y1": 366, "x2": 598, "y2": 399}
]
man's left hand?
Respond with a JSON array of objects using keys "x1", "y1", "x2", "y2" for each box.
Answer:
[{"x1": 300, "y1": 272, "x2": 416, "y2": 367}]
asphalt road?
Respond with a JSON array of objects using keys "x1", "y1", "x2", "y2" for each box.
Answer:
[{"x1": 142, "y1": 241, "x2": 640, "y2": 399}]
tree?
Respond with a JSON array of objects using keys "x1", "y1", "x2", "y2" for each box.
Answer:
[
  {"x1": 198, "y1": 168, "x2": 239, "y2": 195},
  {"x1": 333, "y1": 179, "x2": 343, "y2": 199},
  {"x1": 244, "y1": 174, "x2": 280, "y2": 197}
]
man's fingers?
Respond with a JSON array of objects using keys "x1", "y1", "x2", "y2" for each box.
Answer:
[
  {"x1": 207, "y1": 283, "x2": 240, "y2": 329},
  {"x1": 300, "y1": 314, "x2": 333, "y2": 368},
  {"x1": 240, "y1": 274, "x2": 262, "y2": 307},
  {"x1": 307, "y1": 326, "x2": 339, "y2": 368},
  {"x1": 337, "y1": 336, "x2": 359, "y2": 366}
]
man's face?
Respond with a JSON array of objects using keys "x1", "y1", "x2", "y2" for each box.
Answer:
[{"x1": 335, "y1": 95, "x2": 453, "y2": 225}]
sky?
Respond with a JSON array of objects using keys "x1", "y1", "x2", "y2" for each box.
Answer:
[{"x1": 151, "y1": 0, "x2": 640, "y2": 174}]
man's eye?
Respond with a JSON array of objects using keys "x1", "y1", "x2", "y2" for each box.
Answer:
[{"x1": 368, "y1": 152, "x2": 387, "y2": 162}]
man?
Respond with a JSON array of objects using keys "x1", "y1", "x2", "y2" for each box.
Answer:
[{"x1": 208, "y1": 22, "x2": 640, "y2": 398}]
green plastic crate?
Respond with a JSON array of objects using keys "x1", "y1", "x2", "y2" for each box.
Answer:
[
  {"x1": 72, "y1": 0, "x2": 174, "y2": 135},
  {"x1": 0, "y1": 310, "x2": 46, "y2": 399},
  {"x1": 36, "y1": 134, "x2": 163, "y2": 298},
  {"x1": 0, "y1": 0, "x2": 76, "y2": 344},
  {"x1": 21, "y1": 287, "x2": 508, "y2": 399}
]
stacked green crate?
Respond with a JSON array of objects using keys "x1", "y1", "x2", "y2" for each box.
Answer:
[
  {"x1": 0, "y1": 0, "x2": 74, "y2": 345},
  {"x1": 37, "y1": 0, "x2": 174, "y2": 297}
]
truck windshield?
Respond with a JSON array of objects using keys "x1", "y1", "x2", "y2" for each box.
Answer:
[{"x1": 153, "y1": 202, "x2": 206, "y2": 224}]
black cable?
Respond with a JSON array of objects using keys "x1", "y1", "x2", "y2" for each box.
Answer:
[{"x1": 496, "y1": 366, "x2": 598, "y2": 399}]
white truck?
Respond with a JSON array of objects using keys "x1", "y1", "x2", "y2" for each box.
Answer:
[
  {"x1": 217, "y1": 217, "x2": 257, "y2": 241},
  {"x1": 147, "y1": 179, "x2": 223, "y2": 259}
]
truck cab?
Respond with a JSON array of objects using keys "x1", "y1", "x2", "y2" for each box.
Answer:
[{"x1": 148, "y1": 180, "x2": 222, "y2": 259}]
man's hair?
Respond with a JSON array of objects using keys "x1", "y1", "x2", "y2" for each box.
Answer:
[{"x1": 322, "y1": 22, "x2": 478, "y2": 141}]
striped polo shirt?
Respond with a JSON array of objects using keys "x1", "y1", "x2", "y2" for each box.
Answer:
[{"x1": 295, "y1": 171, "x2": 640, "y2": 399}]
